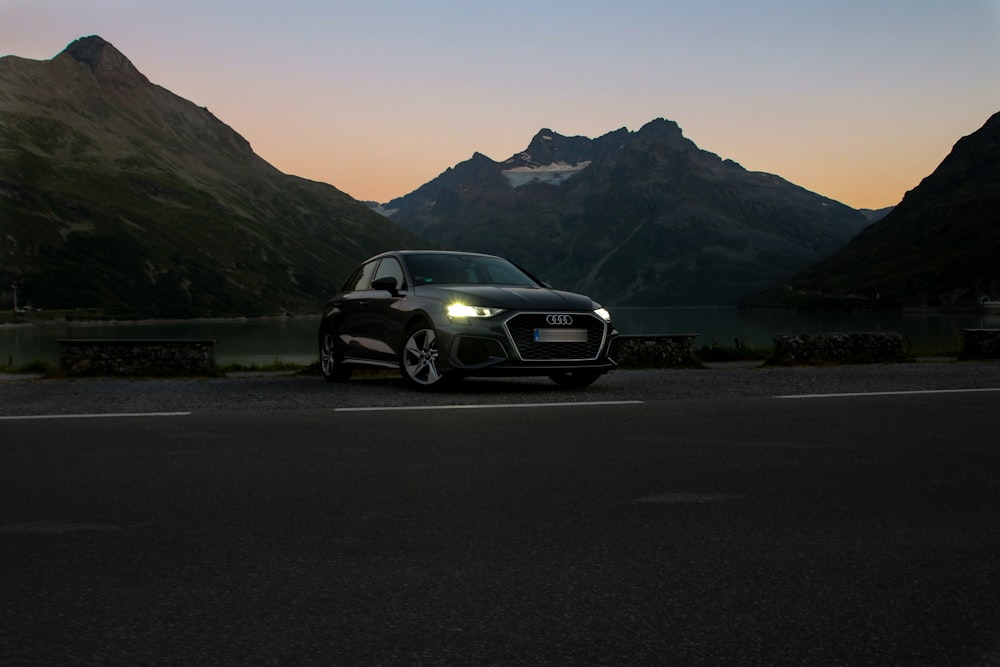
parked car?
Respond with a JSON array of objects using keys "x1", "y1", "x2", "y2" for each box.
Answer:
[{"x1": 318, "y1": 250, "x2": 618, "y2": 389}]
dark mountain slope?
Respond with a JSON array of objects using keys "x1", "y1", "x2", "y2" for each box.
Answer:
[
  {"x1": 0, "y1": 36, "x2": 425, "y2": 317},
  {"x1": 746, "y1": 111, "x2": 1000, "y2": 309},
  {"x1": 382, "y1": 119, "x2": 870, "y2": 306}
]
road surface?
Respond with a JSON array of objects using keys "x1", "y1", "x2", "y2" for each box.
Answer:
[{"x1": 1, "y1": 362, "x2": 999, "y2": 664}]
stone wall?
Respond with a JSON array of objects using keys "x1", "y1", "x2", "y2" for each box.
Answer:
[
  {"x1": 770, "y1": 332, "x2": 908, "y2": 365},
  {"x1": 960, "y1": 329, "x2": 1000, "y2": 360},
  {"x1": 58, "y1": 339, "x2": 216, "y2": 376},
  {"x1": 615, "y1": 334, "x2": 701, "y2": 368}
]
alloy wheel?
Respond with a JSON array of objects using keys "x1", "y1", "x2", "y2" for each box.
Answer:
[
  {"x1": 320, "y1": 331, "x2": 351, "y2": 382},
  {"x1": 402, "y1": 327, "x2": 443, "y2": 387}
]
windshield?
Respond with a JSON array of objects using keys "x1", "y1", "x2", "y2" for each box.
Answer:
[{"x1": 404, "y1": 254, "x2": 539, "y2": 287}]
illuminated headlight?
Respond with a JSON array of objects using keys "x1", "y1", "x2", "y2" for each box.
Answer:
[
  {"x1": 447, "y1": 303, "x2": 506, "y2": 318},
  {"x1": 594, "y1": 307, "x2": 612, "y2": 323}
]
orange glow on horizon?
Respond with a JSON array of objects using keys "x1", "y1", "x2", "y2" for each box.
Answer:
[
  {"x1": 2, "y1": 2, "x2": 997, "y2": 212},
  {"x1": 252, "y1": 123, "x2": 963, "y2": 211}
]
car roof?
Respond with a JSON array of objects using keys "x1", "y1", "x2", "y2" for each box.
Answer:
[{"x1": 368, "y1": 250, "x2": 504, "y2": 262}]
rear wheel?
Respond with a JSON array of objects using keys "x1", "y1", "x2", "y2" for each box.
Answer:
[
  {"x1": 548, "y1": 370, "x2": 602, "y2": 388},
  {"x1": 319, "y1": 329, "x2": 352, "y2": 382},
  {"x1": 401, "y1": 324, "x2": 451, "y2": 389}
]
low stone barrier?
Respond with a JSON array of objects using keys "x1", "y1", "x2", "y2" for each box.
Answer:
[
  {"x1": 58, "y1": 339, "x2": 216, "y2": 376},
  {"x1": 960, "y1": 329, "x2": 1000, "y2": 360},
  {"x1": 616, "y1": 334, "x2": 701, "y2": 368},
  {"x1": 770, "y1": 332, "x2": 908, "y2": 365}
]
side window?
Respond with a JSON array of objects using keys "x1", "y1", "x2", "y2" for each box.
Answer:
[
  {"x1": 372, "y1": 257, "x2": 406, "y2": 290},
  {"x1": 344, "y1": 261, "x2": 377, "y2": 292},
  {"x1": 341, "y1": 268, "x2": 363, "y2": 292}
]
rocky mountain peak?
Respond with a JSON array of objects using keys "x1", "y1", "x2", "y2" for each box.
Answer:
[
  {"x1": 633, "y1": 117, "x2": 695, "y2": 150},
  {"x1": 469, "y1": 151, "x2": 496, "y2": 163},
  {"x1": 504, "y1": 129, "x2": 597, "y2": 170},
  {"x1": 58, "y1": 35, "x2": 149, "y2": 87}
]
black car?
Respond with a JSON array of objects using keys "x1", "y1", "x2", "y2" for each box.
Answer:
[{"x1": 318, "y1": 250, "x2": 618, "y2": 389}]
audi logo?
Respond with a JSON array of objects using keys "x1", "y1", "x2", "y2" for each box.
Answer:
[{"x1": 545, "y1": 314, "x2": 574, "y2": 326}]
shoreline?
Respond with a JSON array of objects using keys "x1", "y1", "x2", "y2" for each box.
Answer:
[
  {"x1": 0, "y1": 313, "x2": 316, "y2": 329},
  {"x1": 5, "y1": 303, "x2": 992, "y2": 328}
]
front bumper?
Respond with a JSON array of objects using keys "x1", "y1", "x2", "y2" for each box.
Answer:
[{"x1": 437, "y1": 311, "x2": 619, "y2": 377}]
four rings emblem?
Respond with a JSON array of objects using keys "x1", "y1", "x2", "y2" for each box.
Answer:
[{"x1": 546, "y1": 314, "x2": 574, "y2": 326}]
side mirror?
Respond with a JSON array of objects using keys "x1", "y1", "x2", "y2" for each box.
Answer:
[{"x1": 370, "y1": 276, "x2": 400, "y2": 296}]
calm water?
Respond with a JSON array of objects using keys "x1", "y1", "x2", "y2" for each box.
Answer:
[{"x1": 2, "y1": 308, "x2": 997, "y2": 367}]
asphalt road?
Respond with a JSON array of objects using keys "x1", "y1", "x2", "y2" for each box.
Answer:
[{"x1": 1, "y1": 362, "x2": 999, "y2": 665}]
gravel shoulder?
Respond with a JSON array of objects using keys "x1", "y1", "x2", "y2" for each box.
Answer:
[{"x1": 1, "y1": 359, "x2": 998, "y2": 416}]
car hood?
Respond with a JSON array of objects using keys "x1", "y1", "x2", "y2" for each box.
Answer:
[{"x1": 417, "y1": 285, "x2": 599, "y2": 311}]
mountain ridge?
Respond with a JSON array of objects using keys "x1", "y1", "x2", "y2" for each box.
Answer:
[
  {"x1": 745, "y1": 110, "x2": 1000, "y2": 309},
  {"x1": 379, "y1": 119, "x2": 872, "y2": 306},
  {"x1": 7, "y1": 35, "x2": 985, "y2": 317},
  {"x1": 0, "y1": 36, "x2": 426, "y2": 318}
]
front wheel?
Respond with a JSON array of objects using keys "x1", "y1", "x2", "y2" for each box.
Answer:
[
  {"x1": 548, "y1": 370, "x2": 602, "y2": 388},
  {"x1": 401, "y1": 325, "x2": 452, "y2": 389},
  {"x1": 319, "y1": 329, "x2": 352, "y2": 382}
]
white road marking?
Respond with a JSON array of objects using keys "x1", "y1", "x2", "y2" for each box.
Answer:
[
  {"x1": 775, "y1": 387, "x2": 1000, "y2": 400},
  {"x1": 0, "y1": 411, "x2": 191, "y2": 421},
  {"x1": 0, "y1": 521, "x2": 122, "y2": 534},
  {"x1": 335, "y1": 400, "x2": 643, "y2": 413},
  {"x1": 634, "y1": 493, "x2": 745, "y2": 504}
]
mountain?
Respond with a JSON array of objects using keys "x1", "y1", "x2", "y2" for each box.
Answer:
[
  {"x1": 379, "y1": 120, "x2": 872, "y2": 306},
  {"x1": 746, "y1": 111, "x2": 1000, "y2": 310},
  {"x1": 0, "y1": 36, "x2": 425, "y2": 318},
  {"x1": 858, "y1": 207, "x2": 894, "y2": 223}
]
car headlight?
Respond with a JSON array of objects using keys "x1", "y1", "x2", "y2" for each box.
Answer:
[
  {"x1": 447, "y1": 303, "x2": 506, "y2": 318},
  {"x1": 594, "y1": 307, "x2": 612, "y2": 322}
]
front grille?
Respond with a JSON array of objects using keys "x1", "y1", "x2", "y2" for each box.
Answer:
[{"x1": 504, "y1": 312, "x2": 607, "y2": 361}]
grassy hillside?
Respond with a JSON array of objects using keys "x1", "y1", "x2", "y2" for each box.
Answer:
[
  {"x1": 745, "y1": 111, "x2": 1000, "y2": 309},
  {"x1": 0, "y1": 37, "x2": 426, "y2": 318}
]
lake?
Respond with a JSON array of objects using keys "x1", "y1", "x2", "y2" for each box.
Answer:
[{"x1": 2, "y1": 308, "x2": 997, "y2": 368}]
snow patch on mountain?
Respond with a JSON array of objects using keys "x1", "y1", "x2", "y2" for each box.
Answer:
[{"x1": 502, "y1": 161, "x2": 592, "y2": 188}]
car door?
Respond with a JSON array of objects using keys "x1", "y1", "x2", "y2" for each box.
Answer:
[
  {"x1": 362, "y1": 257, "x2": 407, "y2": 362},
  {"x1": 335, "y1": 260, "x2": 379, "y2": 361}
]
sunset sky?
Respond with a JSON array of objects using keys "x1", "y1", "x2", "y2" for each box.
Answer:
[{"x1": 3, "y1": 1, "x2": 999, "y2": 209}]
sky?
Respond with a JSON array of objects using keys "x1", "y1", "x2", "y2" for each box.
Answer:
[{"x1": 2, "y1": 1, "x2": 999, "y2": 210}]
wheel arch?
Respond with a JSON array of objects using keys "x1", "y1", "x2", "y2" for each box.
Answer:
[{"x1": 402, "y1": 310, "x2": 435, "y2": 335}]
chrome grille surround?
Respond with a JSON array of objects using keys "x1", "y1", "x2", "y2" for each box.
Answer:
[{"x1": 502, "y1": 312, "x2": 608, "y2": 362}]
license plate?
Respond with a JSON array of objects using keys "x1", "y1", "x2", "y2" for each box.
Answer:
[{"x1": 533, "y1": 328, "x2": 587, "y2": 343}]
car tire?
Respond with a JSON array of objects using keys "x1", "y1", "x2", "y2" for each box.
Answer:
[
  {"x1": 401, "y1": 323, "x2": 452, "y2": 389},
  {"x1": 548, "y1": 370, "x2": 602, "y2": 388},
  {"x1": 319, "y1": 328, "x2": 352, "y2": 382}
]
